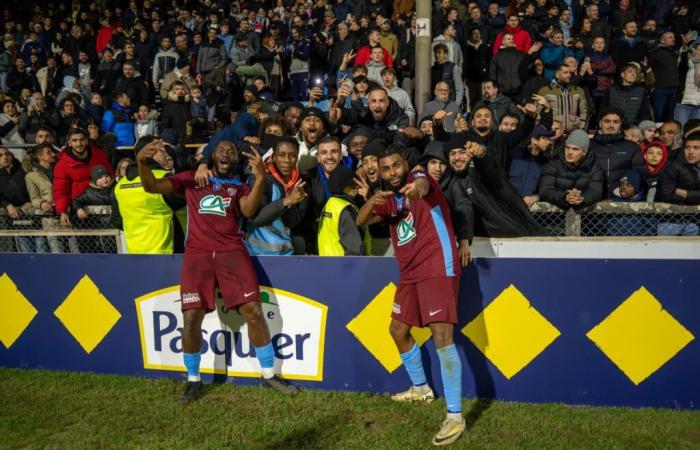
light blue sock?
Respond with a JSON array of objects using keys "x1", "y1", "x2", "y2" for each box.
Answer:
[
  {"x1": 183, "y1": 352, "x2": 201, "y2": 382},
  {"x1": 437, "y1": 344, "x2": 463, "y2": 414},
  {"x1": 255, "y1": 343, "x2": 276, "y2": 379},
  {"x1": 399, "y1": 343, "x2": 427, "y2": 387}
]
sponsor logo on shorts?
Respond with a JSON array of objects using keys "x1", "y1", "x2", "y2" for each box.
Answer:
[
  {"x1": 397, "y1": 212, "x2": 417, "y2": 246},
  {"x1": 429, "y1": 309, "x2": 442, "y2": 317},
  {"x1": 135, "y1": 286, "x2": 328, "y2": 381},
  {"x1": 198, "y1": 195, "x2": 232, "y2": 216},
  {"x1": 182, "y1": 293, "x2": 200, "y2": 304},
  {"x1": 392, "y1": 303, "x2": 401, "y2": 314}
]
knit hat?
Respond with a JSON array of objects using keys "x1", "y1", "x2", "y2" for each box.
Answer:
[
  {"x1": 566, "y1": 129, "x2": 590, "y2": 153},
  {"x1": 328, "y1": 166, "x2": 356, "y2": 195},
  {"x1": 91, "y1": 165, "x2": 110, "y2": 183},
  {"x1": 638, "y1": 120, "x2": 657, "y2": 132},
  {"x1": 244, "y1": 85, "x2": 258, "y2": 97},
  {"x1": 361, "y1": 138, "x2": 388, "y2": 159},
  {"x1": 446, "y1": 133, "x2": 470, "y2": 152},
  {"x1": 176, "y1": 58, "x2": 189, "y2": 69}
]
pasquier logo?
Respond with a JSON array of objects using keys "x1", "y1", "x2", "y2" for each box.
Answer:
[{"x1": 135, "y1": 286, "x2": 327, "y2": 381}]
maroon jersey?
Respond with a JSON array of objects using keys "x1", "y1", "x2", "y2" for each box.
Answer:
[
  {"x1": 169, "y1": 171, "x2": 250, "y2": 253},
  {"x1": 374, "y1": 171, "x2": 459, "y2": 284}
]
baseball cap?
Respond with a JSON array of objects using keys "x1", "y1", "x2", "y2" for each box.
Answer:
[{"x1": 531, "y1": 125, "x2": 555, "y2": 138}]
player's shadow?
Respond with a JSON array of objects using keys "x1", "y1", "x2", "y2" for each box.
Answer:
[{"x1": 455, "y1": 259, "x2": 496, "y2": 429}]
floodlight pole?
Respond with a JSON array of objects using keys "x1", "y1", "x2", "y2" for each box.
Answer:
[{"x1": 415, "y1": 0, "x2": 432, "y2": 115}]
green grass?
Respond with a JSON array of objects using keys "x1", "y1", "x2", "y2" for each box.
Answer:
[{"x1": 1, "y1": 368, "x2": 699, "y2": 449}]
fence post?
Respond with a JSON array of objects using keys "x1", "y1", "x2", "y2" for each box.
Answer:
[{"x1": 565, "y1": 209, "x2": 581, "y2": 237}]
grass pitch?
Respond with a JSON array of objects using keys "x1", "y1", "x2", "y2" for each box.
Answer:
[{"x1": 1, "y1": 368, "x2": 699, "y2": 449}]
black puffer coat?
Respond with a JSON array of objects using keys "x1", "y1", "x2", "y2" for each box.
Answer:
[
  {"x1": 589, "y1": 133, "x2": 645, "y2": 197},
  {"x1": 539, "y1": 151, "x2": 604, "y2": 209}
]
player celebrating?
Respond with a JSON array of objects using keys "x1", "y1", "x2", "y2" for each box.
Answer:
[
  {"x1": 137, "y1": 138, "x2": 298, "y2": 404},
  {"x1": 357, "y1": 146, "x2": 473, "y2": 446}
]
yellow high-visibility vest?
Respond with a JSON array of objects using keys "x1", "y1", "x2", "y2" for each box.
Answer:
[
  {"x1": 318, "y1": 196, "x2": 371, "y2": 256},
  {"x1": 114, "y1": 169, "x2": 174, "y2": 254}
]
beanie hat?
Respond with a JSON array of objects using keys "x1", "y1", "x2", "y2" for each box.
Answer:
[
  {"x1": 566, "y1": 130, "x2": 590, "y2": 153},
  {"x1": 361, "y1": 138, "x2": 388, "y2": 159},
  {"x1": 299, "y1": 107, "x2": 329, "y2": 132},
  {"x1": 638, "y1": 120, "x2": 657, "y2": 132},
  {"x1": 446, "y1": 133, "x2": 470, "y2": 152},
  {"x1": 244, "y1": 85, "x2": 258, "y2": 97},
  {"x1": 91, "y1": 165, "x2": 110, "y2": 183},
  {"x1": 328, "y1": 166, "x2": 356, "y2": 195}
]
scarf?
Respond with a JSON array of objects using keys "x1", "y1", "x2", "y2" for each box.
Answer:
[
  {"x1": 267, "y1": 163, "x2": 300, "y2": 192},
  {"x1": 32, "y1": 161, "x2": 52, "y2": 181},
  {"x1": 317, "y1": 164, "x2": 331, "y2": 200}
]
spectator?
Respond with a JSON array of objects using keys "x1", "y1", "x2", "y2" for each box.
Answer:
[
  {"x1": 0, "y1": 146, "x2": 34, "y2": 252},
  {"x1": 152, "y1": 36, "x2": 179, "y2": 94},
  {"x1": 640, "y1": 140, "x2": 669, "y2": 202},
  {"x1": 538, "y1": 64, "x2": 588, "y2": 132},
  {"x1": 602, "y1": 63, "x2": 652, "y2": 126},
  {"x1": 489, "y1": 35, "x2": 540, "y2": 100},
  {"x1": 355, "y1": 28, "x2": 393, "y2": 68},
  {"x1": 71, "y1": 165, "x2": 114, "y2": 227},
  {"x1": 539, "y1": 130, "x2": 604, "y2": 209},
  {"x1": 648, "y1": 32, "x2": 681, "y2": 122},
  {"x1": 36, "y1": 56, "x2": 61, "y2": 101},
  {"x1": 161, "y1": 58, "x2": 196, "y2": 99},
  {"x1": 493, "y1": 14, "x2": 532, "y2": 56},
  {"x1": 7, "y1": 57, "x2": 37, "y2": 98},
  {"x1": 419, "y1": 82, "x2": 461, "y2": 133},
  {"x1": 52, "y1": 127, "x2": 113, "y2": 227},
  {"x1": 610, "y1": 19, "x2": 649, "y2": 69},
  {"x1": 585, "y1": 3, "x2": 611, "y2": 44},
  {"x1": 585, "y1": 37, "x2": 616, "y2": 113},
  {"x1": 473, "y1": 79, "x2": 520, "y2": 127},
  {"x1": 134, "y1": 105, "x2": 159, "y2": 141},
  {"x1": 610, "y1": 170, "x2": 645, "y2": 202},
  {"x1": 674, "y1": 39, "x2": 700, "y2": 128},
  {"x1": 590, "y1": 108, "x2": 645, "y2": 197},
  {"x1": 197, "y1": 28, "x2": 228, "y2": 77},
  {"x1": 113, "y1": 62, "x2": 149, "y2": 107},
  {"x1": 0, "y1": 100, "x2": 24, "y2": 154},
  {"x1": 431, "y1": 23, "x2": 463, "y2": 69},
  {"x1": 55, "y1": 97, "x2": 85, "y2": 146},
  {"x1": 540, "y1": 28, "x2": 573, "y2": 81},
  {"x1": 94, "y1": 48, "x2": 121, "y2": 99},
  {"x1": 431, "y1": 44, "x2": 464, "y2": 109},
  {"x1": 366, "y1": 46, "x2": 387, "y2": 85},
  {"x1": 379, "y1": 20, "x2": 398, "y2": 62},
  {"x1": 329, "y1": 22, "x2": 357, "y2": 75},
  {"x1": 101, "y1": 91, "x2": 135, "y2": 148},
  {"x1": 499, "y1": 113, "x2": 520, "y2": 133},
  {"x1": 24, "y1": 143, "x2": 61, "y2": 253},
  {"x1": 508, "y1": 125, "x2": 554, "y2": 205},
  {"x1": 658, "y1": 120, "x2": 684, "y2": 160},
  {"x1": 318, "y1": 165, "x2": 367, "y2": 256},
  {"x1": 285, "y1": 26, "x2": 311, "y2": 101},
  {"x1": 639, "y1": 121, "x2": 658, "y2": 145},
  {"x1": 231, "y1": 34, "x2": 253, "y2": 69},
  {"x1": 465, "y1": 28, "x2": 491, "y2": 108},
  {"x1": 160, "y1": 81, "x2": 193, "y2": 143},
  {"x1": 382, "y1": 68, "x2": 415, "y2": 126},
  {"x1": 245, "y1": 136, "x2": 308, "y2": 256},
  {"x1": 655, "y1": 132, "x2": 700, "y2": 235}
]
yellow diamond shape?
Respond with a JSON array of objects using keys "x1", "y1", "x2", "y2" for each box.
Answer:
[
  {"x1": 462, "y1": 284, "x2": 560, "y2": 379},
  {"x1": 0, "y1": 273, "x2": 38, "y2": 348},
  {"x1": 587, "y1": 286, "x2": 694, "y2": 385},
  {"x1": 54, "y1": 275, "x2": 121, "y2": 354},
  {"x1": 346, "y1": 283, "x2": 432, "y2": 373}
]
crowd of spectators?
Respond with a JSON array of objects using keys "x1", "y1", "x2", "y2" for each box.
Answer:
[{"x1": 0, "y1": 0, "x2": 699, "y2": 255}]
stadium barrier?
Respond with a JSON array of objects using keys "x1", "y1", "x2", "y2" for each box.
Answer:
[{"x1": 0, "y1": 242, "x2": 698, "y2": 409}]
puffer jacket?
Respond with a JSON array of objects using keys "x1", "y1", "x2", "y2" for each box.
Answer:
[
  {"x1": 101, "y1": 102, "x2": 135, "y2": 147},
  {"x1": 52, "y1": 145, "x2": 114, "y2": 214},
  {"x1": 589, "y1": 133, "x2": 645, "y2": 197},
  {"x1": 538, "y1": 80, "x2": 588, "y2": 132},
  {"x1": 152, "y1": 47, "x2": 179, "y2": 83},
  {"x1": 656, "y1": 157, "x2": 700, "y2": 205},
  {"x1": 539, "y1": 151, "x2": 604, "y2": 209},
  {"x1": 160, "y1": 92, "x2": 192, "y2": 142},
  {"x1": 488, "y1": 47, "x2": 526, "y2": 95},
  {"x1": 71, "y1": 183, "x2": 114, "y2": 210}
]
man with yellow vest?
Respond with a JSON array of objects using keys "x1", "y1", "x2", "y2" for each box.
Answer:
[
  {"x1": 110, "y1": 136, "x2": 178, "y2": 254},
  {"x1": 318, "y1": 166, "x2": 370, "y2": 256}
]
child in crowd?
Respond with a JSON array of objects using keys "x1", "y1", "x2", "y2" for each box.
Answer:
[
  {"x1": 134, "y1": 104, "x2": 159, "y2": 141},
  {"x1": 86, "y1": 92, "x2": 105, "y2": 124},
  {"x1": 640, "y1": 141, "x2": 669, "y2": 202},
  {"x1": 190, "y1": 86, "x2": 208, "y2": 138},
  {"x1": 72, "y1": 165, "x2": 115, "y2": 223},
  {"x1": 610, "y1": 170, "x2": 645, "y2": 202}
]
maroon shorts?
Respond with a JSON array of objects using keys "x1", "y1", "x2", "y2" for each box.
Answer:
[
  {"x1": 180, "y1": 250, "x2": 260, "y2": 312},
  {"x1": 392, "y1": 276, "x2": 460, "y2": 327}
]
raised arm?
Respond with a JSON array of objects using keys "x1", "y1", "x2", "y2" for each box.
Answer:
[
  {"x1": 137, "y1": 140, "x2": 173, "y2": 194},
  {"x1": 239, "y1": 148, "x2": 267, "y2": 218}
]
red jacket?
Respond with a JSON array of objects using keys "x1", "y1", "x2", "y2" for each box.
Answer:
[
  {"x1": 354, "y1": 45, "x2": 394, "y2": 68},
  {"x1": 493, "y1": 25, "x2": 532, "y2": 55},
  {"x1": 96, "y1": 26, "x2": 116, "y2": 54},
  {"x1": 52, "y1": 145, "x2": 114, "y2": 214}
]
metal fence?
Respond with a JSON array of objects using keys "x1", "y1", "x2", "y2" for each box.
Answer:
[
  {"x1": 0, "y1": 205, "x2": 121, "y2": 253},
  {"x1": 529, "y1": 202, "x2": 700, "y2": 237}
]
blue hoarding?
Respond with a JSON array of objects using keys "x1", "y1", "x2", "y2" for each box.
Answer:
[{"x1": 0, "y1": 253, "x2": 698, "y2": 409}]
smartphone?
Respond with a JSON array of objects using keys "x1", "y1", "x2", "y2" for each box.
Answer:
[{"x1": 584, "y1": 57, "x2": 591, "y2": 64}]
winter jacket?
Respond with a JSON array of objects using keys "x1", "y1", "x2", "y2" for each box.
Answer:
[
  {"x1": 285, "y1": 37, "x2": 312, "y2": 74},
  {"x1": 465, "y1": 41, "x2": 490, "y2": 83},
  {"x1": 94, "y1": 60, "x2": 121, "y2": 96},
  {"x1": 539, "y1": 152, "x2": 604, "y2": 209},
  {"x1": 508, "y1": 145, "x2": 548, "y2": 196},
  {"x1": 493, "y1": 25, "x2": 532, "y2": 56},
  {"x1": 0, "y1": 160, "x2": 29, "y2": 207},
  {"x1": 18, "y1": 109, "x2": 60, "y2": 143},
  {"x1": 489, "y1": 47, "x2": 527, "y2": 94},
  {"x1": 101, "y1": 102, "x2": 135, "y2": 147},
  {"x1": 160, "y1": 93, "x2": 192, "y2": 142},
  {"x1": 230, "y1": 44, "x2": 253, "y2": 68},
  {"x1": 656, "y1": 158, "x2": 700, "y2": 205},
  {"x1": 160, "y1": 69, "x2": 196, "y2": 98},
  {"x1": 680, "y1": 54, "x2": 700, "y2": 106},
  {"x1": 152, "y1": 48, "x2": 179, "y2": 83},
  {"x1": 52, "y1": 145, "x2": 114, "y2": 214},
  {"x1": 329, "y1": 36, "x2": 358, "y2": 73},
  {"x1": 0, "y1": 114, "x2": 25, "y2": 149},
  {"x1": 196, "y1": 39, "x2": 228, "y2": 74},
  {"x1": 610, "y1": 36, "x2": 649, "y2": 69},
  {"x1": 430, "y1": 35, "x2": 463, "y2": 68},
  {"x1": 589, "y1": 51, "x2": 616, "y2": 97},
  {"x1": 589, "y1": 133, "x2": 645, "y2": 197},
  {"x1": 6, "y1": 67, "x2": 37, "y2": 97},
  {"x1": 24, "y1": 165, "x2": 53, "y2": 208},
  {"x1": 538, "y1": 80, "x2": 588, "y2": 132},
  {"x1": 113, "y1": 75, "x2": 149, "y2": 106},
  {"x1": 649, "y1": 46, "x2": 680, "y2": 89},
  {"x1": 71, "y1": 183, "x2": 113, "y2": 211},
  {"x1": 602, "y1": 84, "x2": 652, "y2": 125},
  {"x1": 462, "y1": 114, "x2": 536, "y2": 170},
  {"x1": 448, "y1": 147, "x2": 545, "y2": 243}
]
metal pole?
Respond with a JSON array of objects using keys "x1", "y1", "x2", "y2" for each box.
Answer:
[{"x1": 415, "y1": 0, "x2": 432, "y2": 115}]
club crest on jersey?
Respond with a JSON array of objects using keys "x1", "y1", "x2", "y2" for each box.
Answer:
[
  {"x1": 199, "y1": 195, "x2": 231, "y2": 216},
  {"x1": 397, "y1": 212, "x2": 417, "y2": 246}
]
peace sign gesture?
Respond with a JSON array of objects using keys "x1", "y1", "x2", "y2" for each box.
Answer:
[{"x1": 242, "y1": 147, "x2": 266, "y2": 178}]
